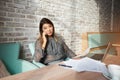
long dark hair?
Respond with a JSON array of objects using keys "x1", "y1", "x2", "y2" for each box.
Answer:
[{"x1": 39, "y1": 18, "x2": 56, "y2": 45}]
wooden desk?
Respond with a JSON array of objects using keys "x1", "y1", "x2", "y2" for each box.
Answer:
[{"x1": 0, "y1": 64, "x2": 108, "y2": 80}]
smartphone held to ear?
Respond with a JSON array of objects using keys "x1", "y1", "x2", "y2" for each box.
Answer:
[
  {"x1": 42, "y1": 32, "x2": 48, "y2": 38},
  {"x1": 45, "y1": 34, "x2": 48, "y2": 38}
]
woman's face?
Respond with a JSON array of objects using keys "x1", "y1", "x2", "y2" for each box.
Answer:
[{"x1": 42, "y1": 23, "x2": 53, "y2": 36}]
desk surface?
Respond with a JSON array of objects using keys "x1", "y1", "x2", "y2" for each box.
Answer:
[{"x1": 0, "y1": 63, "x2": 108, "y2": 80}]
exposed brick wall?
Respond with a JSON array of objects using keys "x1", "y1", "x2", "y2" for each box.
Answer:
[
  {"x1": 0, "y1": 0, "x2": 112, "y2": 60},
  {"x1": 113, "y1": 0, "x2": 120, "y2": 32}
]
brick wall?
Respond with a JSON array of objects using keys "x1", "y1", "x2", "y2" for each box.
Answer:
[
  {"x1": 0, "y1": 0, "x2": 112, "y2": 60},
  {"x1": 112, "y1": 0, "x2": 120, "y2": 32}
]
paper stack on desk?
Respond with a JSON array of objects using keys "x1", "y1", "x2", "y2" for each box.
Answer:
[
  {"x1": 108, "y1": 64, "x2": 120, "y2": 80},
  {"x1": 64, "y1": 57, "x2": 109, "y2": 76}
]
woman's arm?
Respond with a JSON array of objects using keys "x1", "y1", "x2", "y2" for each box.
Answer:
[
  {"x1": 34, "y1": 40, "x2": 45, "y2": 62},
  {"x1": 63, "y1": 41, "x2": 76, "y2": 58},
  {"x1": 41, "y1": 32, "x2": 47, "y2": 49}
]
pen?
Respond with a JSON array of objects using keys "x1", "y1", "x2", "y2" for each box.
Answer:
[{"x1": 58, "y1": 64, "x2": 72, "y2": 68}]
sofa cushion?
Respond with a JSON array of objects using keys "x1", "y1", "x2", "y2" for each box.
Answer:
[
  {"x1": 28, "y1": 43, "x2": 35, "y2": 56},
  {"x1": 0, "y1": 43, "x2": 20, "y2": 60},
  {"x1": 0, "y1": 60, "x2": 10, "y2": 78}
]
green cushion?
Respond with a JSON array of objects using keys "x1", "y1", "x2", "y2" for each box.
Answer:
[
  {"x1": 28, "y1": 43, "x2": 35, "y2": 56},
  {"x1": 88, "y1": 33, "x2": 120, "y2": 48},
  {"x1": 6, "y1": 59, "x2": 38, "y2": 74},
  {"x1": 0, "y1": 42, "x2": 20, "y2": 60},
  {"x1": 33, "y1": 60, "x2": 46, "y2": 68},
  {"x1": 87, "y1": 33, "x2": 120, "y2": 55},
  {"x1": 0, "y1": 42, "x2": 38, "y2": 74}
]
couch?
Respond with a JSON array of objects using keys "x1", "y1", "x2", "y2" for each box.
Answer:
[{"x1": 0, "y1": 42, "x2": 39, "y2": 75}]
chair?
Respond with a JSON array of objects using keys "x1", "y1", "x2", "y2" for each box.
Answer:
[
  {"x1": 102, "y1": 42, "x2": 120, "y2": 65},
  {"x1": 0, "y1": 42, "x2": 39, "y2": 75},
  {"x1": 28, "y1": 43, "x2": 46, "y2": 68}
]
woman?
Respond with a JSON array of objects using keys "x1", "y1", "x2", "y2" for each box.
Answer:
[{"x1": 34, "y1": 18, "x2": 76, "y2": 65}]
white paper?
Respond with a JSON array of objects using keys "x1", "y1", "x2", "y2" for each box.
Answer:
[
  {"x1": 108, "y1": 64, "x2": 120, "y2": 80},
  {"x1": 64, "y1": 57, "x2": 109, "y2": 75}
]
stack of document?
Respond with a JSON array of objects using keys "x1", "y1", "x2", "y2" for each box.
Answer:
[
  {"x1": 108, "y1": 64, "x2": 120, "y2": 80},
  {"x1": 64, "y1": 57, "x2": 109, "y2": 76},
  {"x1": 63, "y1": 57, "x2": 120, "y2": 80}
]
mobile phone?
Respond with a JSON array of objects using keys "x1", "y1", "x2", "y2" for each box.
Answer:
[{"x1": 45, "y1": 34, "x2": 48, "y2": 38}]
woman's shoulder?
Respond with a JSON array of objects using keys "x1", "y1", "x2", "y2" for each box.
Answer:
[
  {"x1": 35, "y1": 38, "x2": 41, "y2": 45},
  {"x1": 35, "y1": 38, "x2": 40, "y2": 43},
  {"x1": 55, "y1": 33, "x2": 65, "y2": 43}
]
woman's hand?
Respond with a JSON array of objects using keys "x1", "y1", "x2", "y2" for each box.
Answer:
[
  {"x1": 42, "y1": 32, "x2": 47, "y2": 43},
  {"x1": 42, "y1": 32, "x2": 47, "y2": 49}
]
